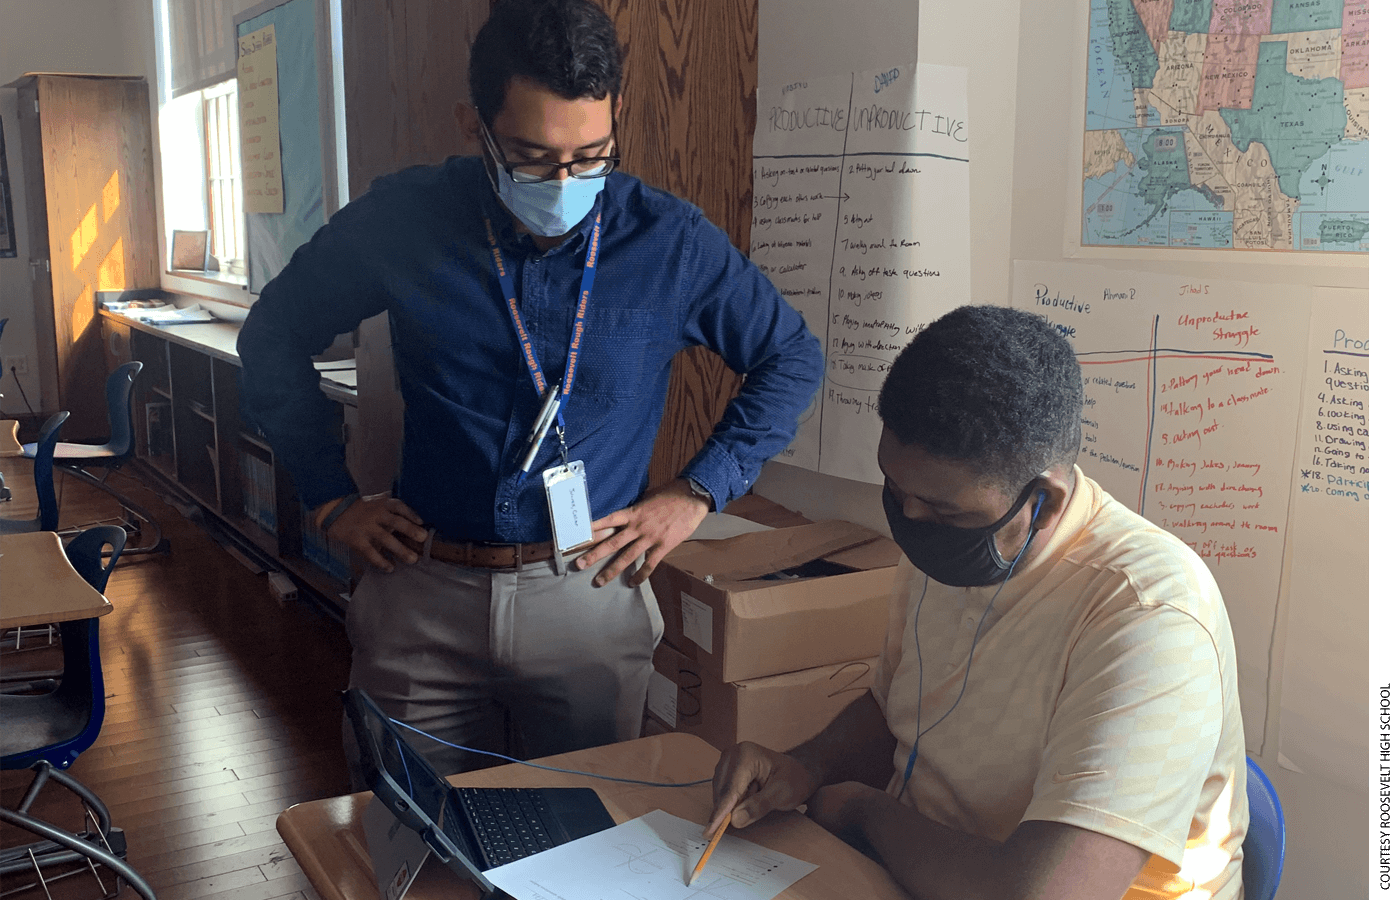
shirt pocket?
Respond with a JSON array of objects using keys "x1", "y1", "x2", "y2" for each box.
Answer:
[{"x1": 572, "y1": 304, "x2": 669, "y2": 400}]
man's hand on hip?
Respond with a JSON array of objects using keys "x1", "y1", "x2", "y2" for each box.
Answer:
[
  {"x1": 575, "y1": 478, "x2": 709, "y2": 588},
  {"x1": 318, "y1": 495, "x2": 428, "y2": 574}
]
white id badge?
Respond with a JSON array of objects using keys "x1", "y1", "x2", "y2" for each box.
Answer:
[{"x1": 543, "y1": 460, "x2": 593, "y2": 561}]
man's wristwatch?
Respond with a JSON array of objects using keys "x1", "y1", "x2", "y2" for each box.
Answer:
[{"x1": 684, "y1": 477, "x2": 715, "y2": 511}]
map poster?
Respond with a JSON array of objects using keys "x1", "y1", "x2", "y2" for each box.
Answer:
[{"x1": 1081, "y1": 0, "x2": 1368, "y2": 253}]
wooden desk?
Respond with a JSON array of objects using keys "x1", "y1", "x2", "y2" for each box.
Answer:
[
  {"x1": 0, "y1": 421, "x2": 21, "y2": 457},
  {"x1": 277, "y1": 732, "x2": 908, "y2": 900},
  {"x1": 0, "y1": 531, "x2": 112, "y2": 628}
]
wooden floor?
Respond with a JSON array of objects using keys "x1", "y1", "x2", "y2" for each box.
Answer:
[{"x1": 2, "y1": 456, "x2": 353, "y2": 900}]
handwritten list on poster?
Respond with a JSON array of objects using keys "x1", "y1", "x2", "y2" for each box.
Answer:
[
  {"x1": 238, "y1": 25, "x2": 284, "y2": 214},
  {"x1": 754, "y1": 64, "x2": 971, "y2": 483},
  {"x1": 1278, "y1": 290, "x2": 1368, "y2": 786},
  {"x1": 1011, "y1": 260, "x2": 1312, "y2": 752}
]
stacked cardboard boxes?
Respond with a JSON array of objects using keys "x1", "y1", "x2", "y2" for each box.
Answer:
[{"x1": 645, "y1": 519, "x2": 902, "y2": 751}]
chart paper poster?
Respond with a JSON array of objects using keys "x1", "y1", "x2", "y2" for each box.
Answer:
[
  {"x1": 753, "y1": 63, "x2": 972, "y2": 484},
  {"x1": 238, "y1": 25, "x2": 285, "y2": 215},
  {"x1": 1081, "y1": 0, "x2": 1368, "y2": 252},
  {"x1": 1278, "y1": 289, "x2": 1367, "y2": 786},
  {"x1": 1012, "y1": 260, "x2": 1311, "y2": 751}
]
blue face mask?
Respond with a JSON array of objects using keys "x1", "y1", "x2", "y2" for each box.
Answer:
[{"x1": 493, "y1": 162, "x2": 606, "y2": 238}]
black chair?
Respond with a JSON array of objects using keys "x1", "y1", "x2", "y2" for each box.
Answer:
[
  {"x1": 0, "y1": 525, "x2": 155, "y2": 900},
  {"x1": 0, "y1": 411, "x2": 69, "y2": 534},
  {"x1": 22, "y1": 362, "x2": 170, "y2": 556}
]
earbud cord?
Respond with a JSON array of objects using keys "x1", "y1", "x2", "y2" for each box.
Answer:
[{"x1": 896, "y1": 496, "x2": 1045, "y2": 801}]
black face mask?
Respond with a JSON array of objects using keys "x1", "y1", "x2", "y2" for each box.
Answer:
[{"x1": 882, "y1": 478, "x2": 1046, "y2": 587}]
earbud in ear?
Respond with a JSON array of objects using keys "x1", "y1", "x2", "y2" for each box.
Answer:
[{"x1": 1032, "y1": 489, "x2": 1049, "y2": 521}]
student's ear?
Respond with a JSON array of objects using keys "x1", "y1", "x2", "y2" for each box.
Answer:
[
  {"x1": 454, "y1": 101, "x2": 480, "y2": 144},
  {"x1": 1030, "y1": 476, "x2": 1071, "y2": 531}
]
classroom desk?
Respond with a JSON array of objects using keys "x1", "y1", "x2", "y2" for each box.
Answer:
[
  {"x1": 0, "y1": 421, "x2": 21, "y2": 456},
  {"x1": 277, "y1": 732, "x2": 909, "y2": 900},
  {"x1": 0, "y1": 531, "x2": 112, "y2": 628}
]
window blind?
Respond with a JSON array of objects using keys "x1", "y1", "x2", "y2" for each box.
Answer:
[{"x1": 166, "y1": 0, "x2": 266, "y2": 98}]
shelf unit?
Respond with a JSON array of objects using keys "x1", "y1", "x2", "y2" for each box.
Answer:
[{"x1": 100, "y1": 303, "x2": 360, "y2": 612}]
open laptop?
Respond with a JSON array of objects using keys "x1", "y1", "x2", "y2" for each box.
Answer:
[{"x1": 342, "y1": 689, "x2": 617, "y2": 900}]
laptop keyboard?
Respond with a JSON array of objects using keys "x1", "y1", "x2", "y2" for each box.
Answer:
[{"x1": 459, "y1": 788, "x2": 556, "y2": 868}]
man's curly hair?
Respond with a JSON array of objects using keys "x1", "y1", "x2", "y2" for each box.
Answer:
[
  {"x1": 878, "y1": 305, "x2": 1083, "y2": 491},
  {"x1": 470, "y1": 0, "x2": 623, "y2": 130}
]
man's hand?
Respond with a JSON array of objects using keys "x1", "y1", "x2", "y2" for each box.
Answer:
[
  {"x1": 319, "y1": 495, "x2": 428, "y2": 574},
  {"x1": 705, "y1": 741, "x2": 823, "y2": 837},
  {"x1": 574, "y1": 478, "x2": 709, "y2": 588}
]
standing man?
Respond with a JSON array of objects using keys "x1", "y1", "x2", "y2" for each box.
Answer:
[
  {"x1": 237, "y1": 0, "x2": 822, "y2": 776},
  {"x1": 707, "y1": 306, "x2": 1248, "y2": 900}
]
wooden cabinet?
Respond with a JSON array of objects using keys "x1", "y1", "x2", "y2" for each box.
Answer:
[{"x1": 11, "y1": 74, "x2": 159, "y2": 441}]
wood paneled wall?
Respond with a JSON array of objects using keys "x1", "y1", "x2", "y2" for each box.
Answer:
[{"x1": 340, "y1": 0, "x2": 758, "y2": 490}]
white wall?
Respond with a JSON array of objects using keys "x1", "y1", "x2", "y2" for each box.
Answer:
[{"x1": 0, "y1": 0, "x2": 152, "y2": 412}]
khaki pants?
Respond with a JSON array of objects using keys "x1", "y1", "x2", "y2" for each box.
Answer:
[{"x1": 342, "y1": 539, "x2": 662, "y2": 784}]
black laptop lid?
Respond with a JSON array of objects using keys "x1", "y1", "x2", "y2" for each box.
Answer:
[{"x1": 343, "y1": 689, "x2": 502, "y2": 896}]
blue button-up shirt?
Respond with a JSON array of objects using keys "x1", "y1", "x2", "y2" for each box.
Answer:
[{"x1": 237, "y1": 156, "x2": 823, "y2": 542}]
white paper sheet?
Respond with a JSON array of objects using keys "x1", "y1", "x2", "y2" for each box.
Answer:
[
  {"x1": 1011, "y1": 260, "x2": 1313, "y2": 753},
  {"x1": 1278, "y1": 289, "x2": 1368, "y2": 786},
  {"x1": 754, "y1": 62, "x2": 972, "y2": 483},
  {"x1": 484, "y1": 810, "x2": 818, "y2": 900}
]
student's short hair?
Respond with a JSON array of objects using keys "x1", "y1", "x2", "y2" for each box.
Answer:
[
  {"x1": 469, "y1": 0, "x2": 623, "y2": 129},
  {"x1": 878, "y1": 305, "x2": 1083, "y2": 492}
]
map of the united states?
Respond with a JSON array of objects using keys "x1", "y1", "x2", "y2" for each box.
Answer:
[{"x1": 1083, "y1": 0, "x2": 1368, "y2": 252}]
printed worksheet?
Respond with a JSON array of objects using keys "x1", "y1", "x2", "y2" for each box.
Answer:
[{"x1": 485, "y1": 810, "x2": 818, "y2": 900}]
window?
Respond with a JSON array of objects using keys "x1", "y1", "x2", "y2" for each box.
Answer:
[{"x1": 202, "y1": 80, "x2": 244, "y2": 274}]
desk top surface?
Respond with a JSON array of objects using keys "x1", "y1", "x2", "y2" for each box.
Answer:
[
  {"x1": 100, "y1": 309, "x2": 357, "y2": 406},
  {"x1": 0, "y1": 532, "x2": 112, "y2": 628},
  {"x1": 277, "y1": 732, "x2": 908, "y2": 900}
]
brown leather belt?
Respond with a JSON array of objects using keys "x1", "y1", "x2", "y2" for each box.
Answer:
[{"x1": 406, "y1": 530, "x2": 609, "y2": 570}]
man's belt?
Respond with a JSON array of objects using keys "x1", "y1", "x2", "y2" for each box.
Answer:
[{"x1": 406, "y1": 529, "x2": 611, "y2": 570}]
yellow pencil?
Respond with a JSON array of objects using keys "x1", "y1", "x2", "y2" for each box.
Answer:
[{"x1": 687, "y1": 812, "x2": 731, "y2": 886}]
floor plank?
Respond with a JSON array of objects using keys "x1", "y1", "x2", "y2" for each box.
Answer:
[{"x1": 2, "y1": 460, "x2": 352, "y2": 900}]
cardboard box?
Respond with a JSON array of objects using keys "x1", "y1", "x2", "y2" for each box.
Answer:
[
  {"x1": 649, "y1": 520, "x2": 901, "y2": 683},
  {"x1": 646, "y1": 640, "x2": 876, "y2": 751}
]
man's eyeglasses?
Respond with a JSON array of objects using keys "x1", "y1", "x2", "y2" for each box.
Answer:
[{"x1": 480, "y1": 121, "x2": 620, "y2": 184}]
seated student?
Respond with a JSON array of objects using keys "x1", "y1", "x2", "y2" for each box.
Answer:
[{"x1": 707, "y1": 305, "x2": 1248, "y2": 900}]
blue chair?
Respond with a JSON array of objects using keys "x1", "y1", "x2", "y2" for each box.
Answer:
[
  {"x1": 0, "y1": 411, "x2": 69, "y2": 534},
  {"x1": 22, "y1": 362, "x2": 169, "y2": 556},
  {"x1": 1242, "y1": 756, "x2": 1286, "y2": 900},
  {"x1": 0, "y1": 526, "x2": 154, "y2": 900}
]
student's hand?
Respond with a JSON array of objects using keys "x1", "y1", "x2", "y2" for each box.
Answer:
[
  {"x1": 575, "y1": 478, "x2": 709, "y2": 588},
  {"x1": 706, "y1": 741, "x2": 823, "y2": 836},
  {"x1": 322, "y1": 495, "x2": 428, "y2": 574}
]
